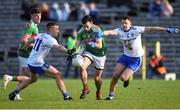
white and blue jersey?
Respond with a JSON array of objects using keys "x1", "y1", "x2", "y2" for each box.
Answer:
[
  {"x1": 114, "y1": 26, "x2": 145, "y2": 72},
  {"x1": 28, "y1": 33, "x2": 58, "y2": 74}
]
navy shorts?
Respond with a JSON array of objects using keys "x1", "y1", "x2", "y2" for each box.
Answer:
[
  {"x1": 28, "y1": 63, "x2": 50, "y2": 75},
  {"x1": 117, "y1": 54, "x2": 142, "y2": 72}
]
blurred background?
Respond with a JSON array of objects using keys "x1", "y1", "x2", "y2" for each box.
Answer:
[{"x1": 0, "y1": 0, "x2": 179, "y2": 80}]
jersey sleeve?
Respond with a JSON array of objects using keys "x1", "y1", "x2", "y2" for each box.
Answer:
[
  {"x1": 46, "y1": 37, "x2": 59, "y2": 48},
  {"x1": 113, "y1": 28, "x2": 119, "y2": 33},
  {"x1": 136, "y1": 26, "x2": 145, "y2": 33},
  {"x1": 77, "y1": 33, "x2": 82, "y2": 41}
]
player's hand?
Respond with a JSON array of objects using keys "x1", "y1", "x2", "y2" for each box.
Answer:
[
  {"x1": 166, "y1": 28, "x2": 179, "y2": 33},
  {"x1": 66, "y1": 54, "x2": 73, "y2": 63},
  {"x1": 93, "y1": 32, "x2": 104, "y2": 38},
  {"x1": 67, "y1": 48, "x2": 76, "y2": 55},
  {"x1": 87, "y1": 42, "x2": 96, "y2": 47}
]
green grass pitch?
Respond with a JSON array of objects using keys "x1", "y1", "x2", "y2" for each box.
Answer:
[{"x1": 0, "y1": 79, "x2": 180, "y2": 109}]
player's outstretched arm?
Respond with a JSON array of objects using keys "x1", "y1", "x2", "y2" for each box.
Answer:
[
  {"x1": 93, "y1": 30, "x2": 118, "y2": 38},
  {"x1": 145, "y1": 27, "x2": 179, "y2": 33},
  {"x1": 103, "y1": 30, "x2": 118, "y2": 36},
  {"x1": 53, "y1": 44, "x2": 68, "y2": 54}
]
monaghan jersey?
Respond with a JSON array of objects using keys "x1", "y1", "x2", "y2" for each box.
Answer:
[
  {"x1": 77, "y1": 25, "x2": 107, "y2": 56},
  {"x1": 28, "y1": 33, "x2": 58, "y2": 66},
  {"x1": 17, "y1": 20, "x2": 39, "y2": 58},
  {"x1": 114, "y1": 26, "x2": 145, "y2": 57}
]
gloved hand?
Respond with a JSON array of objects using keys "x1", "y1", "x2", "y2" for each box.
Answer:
[
  {"x1": 87, "y1": 42, "x2": 96, "y2": 47},
  {"x1": 166, "y1": 28, "x2": 179, "y2": 33},
  {"x1": 66, "y1": 54, "x2": 73, "y2": 63},
  {"x1": 93, "y1": 32, "x2": 104, "y2": 38},
  {"x1": 67, "y1": 48, "x2": 76, "y2": 55}
]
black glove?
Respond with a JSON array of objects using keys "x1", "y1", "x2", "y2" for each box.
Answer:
[
  {"x1": 67, "y1": 48, "x2": 76, "y2": 55},
  {"x1": 66, "y1": 54, "x2": 73, "y2": 63}
]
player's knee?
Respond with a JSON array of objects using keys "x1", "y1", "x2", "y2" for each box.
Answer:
[
  {"x1": 54, "y1": 72, "x2": 63, "y2": 79},
  {"x1": 112, "y1": 75, "x2": 119, "y2": 81},
  {"x1": 29, "y1": 77, "x2": 38, "y2": 83},
  {"x1": 80, "y1": 66, "x2": 87, "y2": 73},
  {"x1": 120, "y1": 75, "x2": 129, "y2": 81}
]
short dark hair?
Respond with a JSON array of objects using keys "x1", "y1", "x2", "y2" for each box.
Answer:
[
  {"x1": 47, "y1": 22, "x2": 59, "y2": 30},
  {"x1": 122, "y1": 16, "x2": 131, "y2": 21},
  {"x1": 30, "y1": 8, "x2": 41, "y2": 15},
  {"x1": 82, "y1": 15, "x2": 93, "y2": 24}
]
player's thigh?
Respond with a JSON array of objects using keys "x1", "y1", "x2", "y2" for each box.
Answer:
[
  {"x1": 121, "y1": 68, "x2": 134, "y2": 81},
  {"x1": 81, "y1": 56, "x2": 92, "y2": 69},
  {"x1": 45, "y1": 65, "x2": 60, "y2": 78},
  {"x1": 18, "y1": 56, "x2": 30, "y2": 76},
  {"x1": 30, "y1": 72, "x2": 39, "y2": 82},
  {"x1": 22, "y1": 67, "x2": 31, "y2": 77},
  {"x1": 113, "y1": 63, "x2": 126, "y2": 78}
]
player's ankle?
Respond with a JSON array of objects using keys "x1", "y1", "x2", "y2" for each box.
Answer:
[{"x1": 83, "y1": 85, "x2": 90, "y2": 91}]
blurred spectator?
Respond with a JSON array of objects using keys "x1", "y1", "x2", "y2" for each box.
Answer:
[
  {"x1": 78, "y1": 2, "x2": 90, "y2": 20},
  {"x1": 40, "y1": 2, "x2": 49, "y2": 21},
  {"x1": 85, "y1": 0, "x2": 100, "y2": 4},
  {"x1": 64, "y1": 29, "x2": 79, "y2": 78},
  {"x1": 20, "y1": 0, "x2": 31, "y2": 20},
  {"x1": 148, "y1": 0, "x2": 164, "y2": 17},
  {"x1": 162, "y1": 0, "x2": 174, "y2": 17},
  {"x1": 49, "y1": 2, "x2": 70, "y2": 21},
  {"x1": 49, "y1": 2, "x2": 62, "y2": 21},
  {"x1": 62, "y1": 2, "x2": 71, "y2": 21},
  {"x1": 107, "y1": 0, "x2": 138, "y2": 16},
  {"x1": 147, "y1": 51, "x2": 167, "y2": 79},
  {"x1": 69, "y1": 3, "x2": 78, "y2": 21},
  {"x1": 89, "y1": 2, "x2": 99, "y2": 24},
  {"x1": 20, "y1": 0, "x2": 40, "y2": 20}
]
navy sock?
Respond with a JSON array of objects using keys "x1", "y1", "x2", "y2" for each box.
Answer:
[
  {"x1": 62, "y1": 92, "x2": 69, "y2": 98},
  {"x1": 109, "y1": 92, "x2": 114, "y2": 97},
  {"x1": 14, "y1": 89, "x2": 20, "y2": 94}
]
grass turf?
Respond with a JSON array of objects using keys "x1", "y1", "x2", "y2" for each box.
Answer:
[{"x1": 0, "y1": 79, "x2": 180, "y2": 109}]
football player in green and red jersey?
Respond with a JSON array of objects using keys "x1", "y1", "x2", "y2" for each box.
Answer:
[
  {"x1": 2, "y1": 8, "x2": 41, "y2": 100},
  {"x1": 73, "y1": 15, "x2": 107, "y2": 100}
]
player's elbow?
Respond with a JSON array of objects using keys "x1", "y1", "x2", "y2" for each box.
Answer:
[{"x1": 96, "y1": 44, "x2": 102, "y2": 49}]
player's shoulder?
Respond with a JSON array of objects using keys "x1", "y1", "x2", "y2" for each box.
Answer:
[
  {"x1": 25, "y1": 21, "x2": 31, "y2": 28},
  {"x1": 92, "y1": 24, "x2": 101, "y2": 32},
  {"x1": 114, "y1": 27, "x2": 123, "y2": 32},
  {"x1": 25, "y1": 20, "x2": 35, "y2": 28},
  {"x1": 78, "y1": 27, "x2": 84, "y2": 34}
]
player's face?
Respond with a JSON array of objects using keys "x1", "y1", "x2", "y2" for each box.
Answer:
[
  {"x1": 83, "y1": 21, "x2": 93, "y2": 32},
  {"x1": 121, "y1": 19, "x2": 132, "y2": 31},
  {"x1": 31, "y1": 13, "x2": 41, "y2": 24},
  {"x1": 50, "y1": 25, "x2": 60, "y2": 38}
]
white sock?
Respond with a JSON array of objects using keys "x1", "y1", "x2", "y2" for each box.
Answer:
[{"x1": 8, "y1": 75, "x2": 13, "y2": 81}]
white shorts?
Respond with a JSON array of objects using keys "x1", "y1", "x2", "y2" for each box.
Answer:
[
  {"x1": 18, "y1": 56, "x2": 28, "y2": 68},
  {"x1": 83, "y1": 51, "x2": 106, "y2": 70}
]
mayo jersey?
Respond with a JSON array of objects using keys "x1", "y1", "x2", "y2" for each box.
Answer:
[
  {"x1": 114, "y1": 26, "x2": 145, "y2": 57},
  {"x1": 28, "y1": 33, "x2": 58, "y2": 66},
  {"x1": 17, "y1": 20, "x2": 39, "y2": 58},
  {"x1": 77, "y1": 25, "x2": 107, "y2": 56}
]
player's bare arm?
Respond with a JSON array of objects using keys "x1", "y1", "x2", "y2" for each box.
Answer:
[
  {"x1": 21, "y1": 37, "x2": 35, "y2": 50},
  {"x1": 144, "y1": 27, "x2": 166, "y2": 32},
  {"x1": 74, "y1": 40, "x2": 80, "y2": 50},
  {"x1": 21, "y1": 34, "x2": 32, "y2": 44},
  {"x1": 103, "y1": 30, "x2": 118, "y2": 36},
  {"x1": 53, "y1": 44, "x2": 68, "y2": 53},
  {"x1": 145, "y1": 27, "x2": 179, "y2": 33}
]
